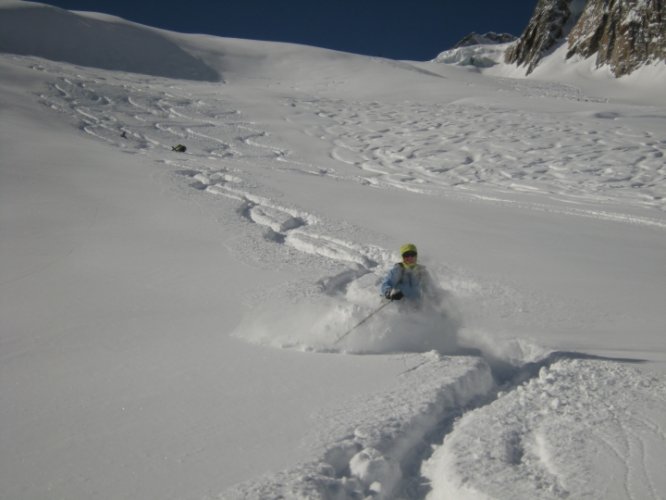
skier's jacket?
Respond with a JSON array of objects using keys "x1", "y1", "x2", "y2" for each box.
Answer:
[{"x1": 380, "y1": 262, "x2": 434, "y2": 301}]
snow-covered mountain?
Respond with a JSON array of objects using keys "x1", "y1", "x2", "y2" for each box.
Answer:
[
  {"x1": 1, "y1": 1, "x2": 665, "y2": 499},
  {"x1": 505, "y1": 0, "x2": 666, "y2": 76}
]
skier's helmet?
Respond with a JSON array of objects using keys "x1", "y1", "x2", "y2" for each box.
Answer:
[{"x1": 400, "y1": 243, "x2": 417, "y2": 257}]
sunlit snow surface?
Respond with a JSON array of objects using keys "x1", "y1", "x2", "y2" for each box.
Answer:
[{"x1": 1, "y1": 2, "x2": 665, "y2": 499}]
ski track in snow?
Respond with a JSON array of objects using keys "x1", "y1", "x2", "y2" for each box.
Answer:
[
  {"x1": 423, "y1": 358, "x2": 666, "y2": 500},
  {"x1": 35, "y1": 64, "x2": 392, "y2": 281},
  {"x1": 221, "y1": 353, "x2": 495, "y2": 500},
  {"x1": 26, "y1": 57, "x2": 666, "y2": 499},
  {"x1": 35, "y1": 60, "x2": 666, "y2": 232},
  {"x1": 291, "y1": 96, "x2": 666, "y2": 226}
]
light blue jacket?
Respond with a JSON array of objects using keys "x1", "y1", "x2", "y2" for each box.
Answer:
[{"x1": 380, "y1": 263, "x2": 433, "y2": 301}]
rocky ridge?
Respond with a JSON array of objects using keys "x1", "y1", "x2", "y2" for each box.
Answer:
[{"x1": 505, "y1": 0, "x2": 665, "y2": 76}]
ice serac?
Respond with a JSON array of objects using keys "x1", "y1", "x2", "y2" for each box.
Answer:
[
  {"x1": 505, "y1": 0, "x2": 666, "y2": 76},
  {"x1": 433, "y1": 32, "x2": 516, "y2": 68}
]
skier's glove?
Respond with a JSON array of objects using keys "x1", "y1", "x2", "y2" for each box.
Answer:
[{"x1": 386, "y1": 290, "x2": 404, "y2": 301}]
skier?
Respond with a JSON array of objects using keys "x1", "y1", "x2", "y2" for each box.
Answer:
[
  {"x1": 380, "y1": 243, "x2": 436, "y2": 306},
  {"x1": 336, "y1": 244, "x2": 439, "y2": 345}
]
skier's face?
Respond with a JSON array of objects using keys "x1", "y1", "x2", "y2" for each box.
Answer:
[{"x1": 402, "y1": 251, "x2": 417, "y2": 264}]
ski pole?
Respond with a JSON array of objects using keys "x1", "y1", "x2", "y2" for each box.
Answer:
[{"x1": 334, "y1": 300, "x2": 392, "y2": 345}]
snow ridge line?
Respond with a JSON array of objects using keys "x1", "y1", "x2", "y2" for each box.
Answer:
[{"x1": 219, "y1": 354, "x2": 495, "y2": 500}]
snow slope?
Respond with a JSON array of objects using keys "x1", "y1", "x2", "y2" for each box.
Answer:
[{"x1": 1, "y1": 2, "x2": 665, "y2": 499}]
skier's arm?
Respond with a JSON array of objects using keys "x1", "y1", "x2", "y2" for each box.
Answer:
[{"x1": 380, "y1": 266, "x2": 400, "y2": 296}]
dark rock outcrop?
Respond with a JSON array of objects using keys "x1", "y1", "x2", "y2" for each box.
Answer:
[
  {"x1": 567, "y1": 0, "x2": 666, "y2": 76},
  {"x1": 504, "y1": 0, "x2": 578, "y2": 74},
  {"x1": 505, "y1": 0, "x2": 665, "y2": 76}
]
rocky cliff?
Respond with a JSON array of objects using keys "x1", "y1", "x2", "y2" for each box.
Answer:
[{"x1": 505, "y1": 0, "x2": 665, "y2": 76}]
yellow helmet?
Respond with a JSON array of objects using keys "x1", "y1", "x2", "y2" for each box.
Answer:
[{"x1": 399, "y1": 243, "x2": 417, "y2": 256}]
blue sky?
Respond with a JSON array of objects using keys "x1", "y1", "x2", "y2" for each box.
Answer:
[{"x1": 41, "y1": 0, "x2": 537, "y2": 60}]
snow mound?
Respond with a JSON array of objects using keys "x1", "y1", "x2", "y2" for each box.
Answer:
[
  {"x1": 423, "y1": 358, "x2": 666, "y2": 499},
  {"x1": 221, "y1": 353, "x2": 494, "y2": 499},
  {"x1": 0, "y1": 1, "x2": 219, "y2": 81}
]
